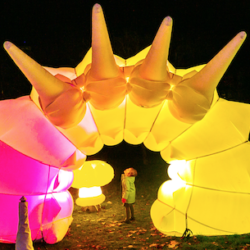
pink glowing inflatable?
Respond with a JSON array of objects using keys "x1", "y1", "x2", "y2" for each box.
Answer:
[
  {"x1": 0, "y1": 3, "x2": 249, "y2": 244},
  {"x1": 0, "y1": 96, "x2": 86, "y2": 243}
]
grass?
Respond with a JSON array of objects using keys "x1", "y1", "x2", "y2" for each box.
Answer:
[{"x1": 1, "y1": 143, "x2": 250, "y2": 249}]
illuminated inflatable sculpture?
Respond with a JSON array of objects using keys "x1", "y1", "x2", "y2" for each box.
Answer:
[
  {"x1": 72, "y1": 160, "x2": 114, "y2": 208},
  {"x1": 0, "y1": 3, "x2": 249, "y2": 244}
]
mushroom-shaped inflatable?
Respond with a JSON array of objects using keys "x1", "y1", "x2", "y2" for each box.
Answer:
[
  {"x1": 0, "y1": 3, "x2": 249, "y2": 244},
  {"x1": 71, "y1": 160, "x2": 114, "y2": 207}
]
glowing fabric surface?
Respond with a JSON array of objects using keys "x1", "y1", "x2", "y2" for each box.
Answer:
[{"x1": 0, "y1": 3, "x2": 248, "y2": 243}]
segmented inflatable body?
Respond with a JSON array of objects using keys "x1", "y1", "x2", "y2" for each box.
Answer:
[{"x1": 0, "y1": 3, "x2": 249, "y2": 243}]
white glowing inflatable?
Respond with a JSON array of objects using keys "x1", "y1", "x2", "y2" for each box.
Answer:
[{"x1": 0, "y1": 3, "x2": 249, "y2": 243}]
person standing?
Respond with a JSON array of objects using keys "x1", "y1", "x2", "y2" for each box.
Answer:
[{"x1": 121, "y1": 168, "x2": 137, "y2": 223}]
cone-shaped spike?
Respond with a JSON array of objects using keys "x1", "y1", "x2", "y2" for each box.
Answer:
[
  {"x1": 3, "y1": 41, "x2": 70, "y2": 108},
  {"x1": 16, "y1": 196, "x2": 34, "y2": 250},
  {"x1": 139, "y1": 16, "x2": 173, "y2": 81},
  {"x1": 91, "y1": 4, "x2": 120, "y2": 80},
  {"x1": 185, "y1": 31, "x2": 247, "y2": 102}
]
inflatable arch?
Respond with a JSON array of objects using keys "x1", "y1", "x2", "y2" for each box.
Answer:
[{"x1": 0, "y1": 3, "x2": 249, "y2": 243}]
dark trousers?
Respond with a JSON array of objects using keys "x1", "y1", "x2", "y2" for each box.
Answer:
[{"x1": 125, "y1": 203, "x2": 134, "y2": 220}]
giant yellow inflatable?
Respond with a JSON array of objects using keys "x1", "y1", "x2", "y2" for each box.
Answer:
[{"x1": 0, "y1": 3, "x2": 249, "y2": 243}]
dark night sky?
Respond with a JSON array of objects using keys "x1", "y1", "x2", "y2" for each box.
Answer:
[
  {"x1": 0, "y1": 0, "x2": 250, "y2": 175},
  {"x1": 0, "y1": 0, "x2": 249, "y2": 100}
]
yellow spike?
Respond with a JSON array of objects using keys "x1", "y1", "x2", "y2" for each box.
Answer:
[
  {"x1": 3, "y1": 41, "x2": 70, "y2": 108},
  {"x1": 185, "y1": 31, "x2": 247, "y2": 102},
  {"x1": 139, "y1": 16, "x2": 173, "y2": 81},
  {"x1": 91, "y1": 4, "x2": 120, "y2": 80}
]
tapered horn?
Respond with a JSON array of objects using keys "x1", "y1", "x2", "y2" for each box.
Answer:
[
  {"x1": 3, "y1": 41, "x2": 70, "y2": 108},
  {"x1": 139, "y1": 16, "x2": 172, "y2": 81},
  {"x1": 185, "y1": 31, "x2": 247, "y2": 102},
  {"x1": 90, "y1": 4, "x2": 120, "y2": 80}
]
